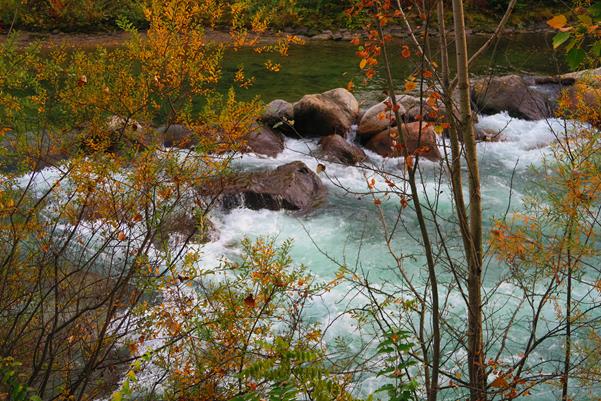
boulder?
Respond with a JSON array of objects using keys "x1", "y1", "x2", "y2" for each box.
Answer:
[
  {"x1": 292, "y1": 88, "x2": 359, "y2": 138},
  {"x1": 396, "y1": 94, "x2": 446, "y2": 122},
  {"x1": 311, "y1": 33, "x2": 332, "y2": 40},
  {"x1": 244, "y1": 124, "x2": 285, "y2": 157},
  {"x1": 476, "y1": 126, "x2": 505, "y2": 142},
  {"x1": 157, "y1": 124, "x2": 197, "y2": 148},
  {"x1": 318, "y1": 135, "x2": 367, "y2": 165},
  {"x1": 201, "y1": 161, "x2": 327, "y2": 213},
  {"x1": 260, "y1": 99, "x2": 294, "y2": 127},
  {"x1": 153, "y1": 210, "x2": 218, "y2": 249},
  {"x1": 312, "y1": 30, "x2": 334, "y2": 40},
  {"x1": 357, "y1": 99, "x2": 405, "y2": 138},
  {"x1": 365, "y1": 123, "x2": 441, "y2": 161},
  {"x1": 472, "y1": 75, "x2": 552, "y2": 120},
  {"x1": 561, "y1": 67, "x2": 601, "y2": 82}
]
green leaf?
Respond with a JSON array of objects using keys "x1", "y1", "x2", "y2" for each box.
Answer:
[
  {"x1": 375, "y1": 383, "x2": 396, "y2": 393},
  {"x1": 565, "y1": 38, "x2": 578, "y2": 52},
  {"x1": 553, "y1": 32, "x2": 571, "y2": 49},
  {"x1": 592, "y1": 41, "x2": 601, "y2": 57},
  {"x1": 577, "y1": 14, "x2": 593, "y2": 26},
  {"x1": 567, "y1": 48, "x2": 586, "y2": 70},
  {"x1": 590, "y1": 2, "x2": 601, "y2": 19}
]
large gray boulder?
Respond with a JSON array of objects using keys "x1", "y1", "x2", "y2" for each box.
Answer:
[
  {"x1": 365, "y1": 122, "x2": 441, "y2": 161},
  {"x1": 318, "y1": 135, "x2": 367, "y2": 165},
  {"x1": 292, "y1": 88, "x2": 359, "y2": 138},
  {"x1": 472, "y1": 75, "x2": 552, "y2": 120},
  {"x1": 201, "y1": 161, "x2": 327, "y2": 213}
]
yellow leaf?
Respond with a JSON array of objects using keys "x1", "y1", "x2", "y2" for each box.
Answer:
[
  {"x1": 404, "y1": 81, "x2": 417, "y2": 92},
  {"x1": 547, "y1": 15, "x2": 567, "y2": 30},
  {"x1": 359, "y1": 58, "x2": 367, "y2": 69}
]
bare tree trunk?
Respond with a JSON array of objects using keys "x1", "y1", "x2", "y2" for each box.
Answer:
[
  {"x1": 562, "y1": 225, "x2": 574, "y2": 401},
  {"x1": 437, "y1": 0, "x2": 474, "y2": 260},
  {"x1": 450, "y1": 1, "x2": 487, "y2": 400},
  {"x1": 377, "y1": 20, "x2": 441, "y2": 401}
]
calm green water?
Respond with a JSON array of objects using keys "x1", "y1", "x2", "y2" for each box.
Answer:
[{"x1": 221, "y1": 32, "x2": 567, "y2": 102}]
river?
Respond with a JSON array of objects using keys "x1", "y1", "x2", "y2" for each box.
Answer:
[
  {"x1": 200, "y1": 34, "x2": 596, "y2": 400},
  {"x1": 17, "y1": 32, "x2": 598, "y2": 400}
]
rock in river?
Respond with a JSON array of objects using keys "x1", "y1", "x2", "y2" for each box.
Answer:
[
  {"x1": 244, "y1": 124, "x2": 285, "y2": 157},
  {"x1": 471, "y1": 75, "x2": 552, "y2": 120},
  {"x1": 318, "y1": 135, "x2": 367, "y2": 165},
  {"x1": 201, "y1": 161, "x2": 327, "y2": 213},
  {"x1": 357, "y1": 99, "x2": 405, "y2": 138},
  {"x1": 292, "y1": 88, "x2": 359, "y2": 138},
  {"x1": 365, "y1": 122, "x2": 441, "y2": 161}
]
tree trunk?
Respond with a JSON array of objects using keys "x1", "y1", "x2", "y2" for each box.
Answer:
[
  {"x1": 377, "y1": 19, "x2": 441, "y2": 401},
  {"x1": 450, "y1": 0, "x2": 487, "y2": 400}
]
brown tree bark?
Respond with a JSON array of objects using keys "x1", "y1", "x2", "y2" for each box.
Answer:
[
  {"x1": 450, "y1": 0, "x2": 487, "y2": 400},
  {"x1": 377, "y1": 20, "x2": 441, "y2": 401}
]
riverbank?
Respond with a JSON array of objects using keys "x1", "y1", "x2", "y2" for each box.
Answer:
[{"x1": 1, "y1": 24, "x2": 556, "y2": 50}]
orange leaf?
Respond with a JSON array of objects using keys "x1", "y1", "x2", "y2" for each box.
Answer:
[
  {"x1": 405, "y1": 155, "x2": 414, "y2": 170},
  {"x1": 490, "y1": 375, "x2": 509, "y2": 388},
  {"x1": 547, "y1": 15, "x2": 567, "y2": 30},
  {"x1": 415, "y1": 146, "x2": 431, "y2": 155},
  {"x1": 404, "y1": 81, "x2": 417, "y2": 91},
  {"x1": 359, "y1": 58, "x2": 368, "y2": 69},
  {"x1": 244, "y1": 294, "x2": 256, "y2": 308},
  {"x1": 401, "y1": 46, "x2": 410, "y2": 58},
  {"x1": 117, "y1": 231, "x2": 126, "y2": 241}
]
